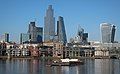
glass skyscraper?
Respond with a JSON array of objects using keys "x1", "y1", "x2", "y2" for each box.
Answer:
[
  {"x1": 57, "y1": 16, "x2": 67, "y2": 45},
  {"x1": 100, "y1": 23, "x2": 116, "y2": 43},
  {"x1": 44, "y1": 5, "x2": 55, "y2": 42},
  {"x1": 111, "y1": 25, "x2": 116, "y2": 43},
  {"x1": 74, "y1": 26, "x2": 88, "y2": 44},
  {"x1": 36, "y1": 27, "x2": 43, "y2": 43}
]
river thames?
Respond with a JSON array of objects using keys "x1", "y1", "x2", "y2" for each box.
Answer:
[{"x1": 0, "y1": 59, "x2": 120, "y2": 74}]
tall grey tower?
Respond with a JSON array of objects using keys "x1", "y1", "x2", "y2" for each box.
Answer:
[
  {"x1": 57, "y1": 16, "x2": 67, "y2": 45},
  {"x1": 100, "y1": 23, "x2": 116, "y2": 43},
  {"x1": 44, "y1": 5, "x2": 55, "y2": 42}
]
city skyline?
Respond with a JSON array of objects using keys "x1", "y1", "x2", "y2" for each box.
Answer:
[{"x1": 0, "y1": 0, "x2": 120, "y2": 43}]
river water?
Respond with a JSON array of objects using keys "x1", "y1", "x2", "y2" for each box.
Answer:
[{"x1": 0, "y1": 59, "x2": 120, "y2": 74}]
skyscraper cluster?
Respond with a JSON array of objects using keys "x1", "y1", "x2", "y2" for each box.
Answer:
[
  {"x1": 70, "y1": 26, "x2": 88, "y2": 45},
  {"x1": 100, "y1": 23, "x2": 116, "y2": 43},
  {"x1": 0, "y1": 5, "x2": 118, "y2": 44},
  {"x1": 44, "y1": 5, "x2": 67, "y2": 44},
  {"x1": 20, "y1": 5, "x2": 67, "y2": 44}
]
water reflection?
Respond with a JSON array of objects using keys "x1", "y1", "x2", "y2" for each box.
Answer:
[
  {"x1": 95, "y1": 59, "x2": 120, "y2": 74},
  {"x1": 0, "y1": 59, "x2": 120, "y2": 74}
]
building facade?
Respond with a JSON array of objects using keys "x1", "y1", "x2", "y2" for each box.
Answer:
[
  {"x1": 73, "y1": 26, "x2": 88, "y2": 45},
  {"x1": 5, "y1": 33, "x2": 9, "y2": 42},
  {"x1": 44, "y1": 5, "x2": 55, "y2": 42},
  {"x1": 28, "y1": 22, "x2": 43, "y2": 43},
  {"x1": 36, "y1": 27, "x2": 43, "y2": 43},
  {"x1": 28, "y1": 22, "x2": 36, "y2": 42},
  {"x1": 57, "y1": 16, "x2": 67, "y2": 45},
  {"x1": 100, "y1": 23, "x2": 116, "y2": 43},
  {"x1": 0, "y1": 33, "x2": 9, "y2": 42},
  {"x1": 20, "y1": 33, "x2": 30, "y2": 44}
]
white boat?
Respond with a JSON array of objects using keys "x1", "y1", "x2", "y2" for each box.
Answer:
[{"x1": 51, "y1": 58, "x2": 84, "y2": 66}]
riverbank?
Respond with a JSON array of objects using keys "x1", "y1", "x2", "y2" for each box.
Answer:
[{"x1": 0, "y1": 56, "x2": 118, "y2": 60}]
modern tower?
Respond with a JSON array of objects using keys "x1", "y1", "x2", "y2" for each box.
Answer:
[
  {"x1": 74, "y1": 26, "x2": 88, "y2": 44},
  {"x1": 44, "y1": 5, "x2": 55, "y2": 42},
  {"x1": 20, "y1": 33, "x2": 30, "y2": 44},
  {"x1": 28, "y1": 22, "x2": 43, "y2": 43},
  {"x1": 0, "y1": 33, "x2": 9, "y2": 42},
  {"x1": 28, "y1": 22, "x2": 37, "y2": 42},
  {"x1": 36, "y1": 27, "x2": 43, "y2": 43},
  {"x1": 57, "y1": 16, "x2": 67, "y2": 45},
  {"x1": 111, "y1": 25, "x2": 116, "y2": 43},
  {"x1": 100, "y1": 23, "x2": 116, "y2": 43},
  {"x1": 4, "y1": 33, "x2": 9, "y2": 42}
]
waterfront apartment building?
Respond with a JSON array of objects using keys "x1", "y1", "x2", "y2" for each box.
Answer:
[
  {"x1": 57, "y1": 16, "x2": 67, "y2": 45},
  {"x1": 100, "y1": 23, "x2": 116, "y2": 43},
  {"x1": 28, "y1": 22, "x2": 43, "y2": 43},
  {"x1": 44, "y1": 5, "x2": 55, "y2": 42}
]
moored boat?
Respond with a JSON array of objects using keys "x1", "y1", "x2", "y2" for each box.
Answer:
[{"x1": 51, "y1": 58, "x2": 84, "y2": 66}]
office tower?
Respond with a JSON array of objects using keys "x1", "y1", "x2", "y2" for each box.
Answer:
[
  {"x1": 0, "y1": 33, "x2": 9, "y2": 42},
  {"x1": 28, "y1": 22, "x2": 36, "y2": 42},
  {"x1": 82, "y1": 33, "x2": 88, "y2": 44},
  {"x1": 28, "y1": 22, "x2": 43, "y2": 43},
  {"x1": 100, "y1": 23, "x2": 116, "y2": 43},
  {"x1": 57, "y1": 16, "x2": 67, "y2": 45},
  {"x1": 5, "y1": 33, "x2": 9, "y2": 42},
  {"x1": 111, "y1": 25, "x2": 116, "y2": 43},
  {"x1": 36, "y1": 27, "x2": 43, "y2": 43},
  {"x1": 74, "y1": 26, "x2": 88, "y2": 44},
  {"x1": 20, "y1": 33, "x2": 30, "y2": 44},
  {"x1": 44, "y1": 5, "x2": 55, "y2": 42}
]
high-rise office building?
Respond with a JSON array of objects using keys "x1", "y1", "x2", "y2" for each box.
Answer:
[
  {"x1": 5, "y1": 33, "x2": 9, "y2": 42},
  {"x1": 28, "y1": 22, "x2": 43, "y2": 43},
  {"x1": 57, "y1": 16, "x2": 67, "y2": 45},
  {"x1": 74, "y1": 26, "x2": 88, "y2": 44},
  {"x1": 20, "y1": 33, "x2": 30, "y2": 44},
  {"x1": 111, "y1": 25, "x2": 116, "y2": 43},
  {"x1": 0, "y1": 33, "x2": 9, "y2": 42},
  {"x1": 100, "y1": 23, "x2": 116, "y2": 43},
  {"x1": 36, "y1": 27, "x2": 43, "y2": 43},
  {"x1": 28, "y1": 22, "x2": 36, "y2": 41},
  {"x1": 44, "y1": 5, "x2": 55, "y2": 42}
]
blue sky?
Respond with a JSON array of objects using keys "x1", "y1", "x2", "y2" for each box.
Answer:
[{"x1": 0, "y1": 0, "x2": 120, "y2": 43}]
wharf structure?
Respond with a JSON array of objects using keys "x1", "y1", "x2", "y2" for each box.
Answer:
[
  {"x1": 0, "y1": 39, "x2": 120, "y2": 59},
  {"x1": 64, "y1": 44, "x2": 95, "y2": 58},
  {"x1": 63, "y1": 42, "x2": 120, "y2": 58}
]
